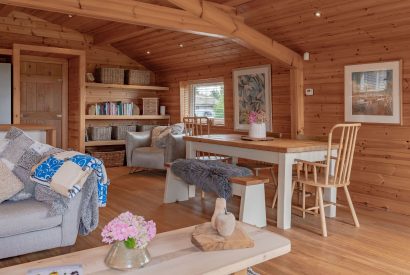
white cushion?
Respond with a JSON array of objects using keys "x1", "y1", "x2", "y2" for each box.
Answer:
[{"x1": 0, "y1": 159, "x2": 24, "y2": 203}]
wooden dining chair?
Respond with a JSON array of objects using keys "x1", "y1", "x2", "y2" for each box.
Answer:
[
  {"x1": 292, "y1": 123, "x2": 361, "y2": 237},
  {"x1": 239, "y1": 132, "x2": 283, "y2": 209},
  {"x1": 183, "y1": 116, "x2": 230, "y2": 161},
  {"x1": 292, "y1": 134, "x2": 328, "y2": 216}
]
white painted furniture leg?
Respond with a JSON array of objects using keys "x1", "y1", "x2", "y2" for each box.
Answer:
[
  {"x1": 324, "y1": 149, "x2": 337, "y2": 217},
  {"x1": 277, "y1": 153, "x2": 293, "y2": 229},
  {"x1": 188, "y1": 184, "x2": 196, "y2": 198},
  {"x1": 237, "y1": 184, "x2": 267, "y2": 228},
  {"x1": 163, "y1": 167, "x2": 190, "y2": 203}
]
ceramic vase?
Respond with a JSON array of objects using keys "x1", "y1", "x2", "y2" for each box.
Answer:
[
  {"x1": 105, "y1": 241, "x2": 151, "y2": 270},
  {"x1": 249, "y1": 123, "x2": 266, "y2": 139}
]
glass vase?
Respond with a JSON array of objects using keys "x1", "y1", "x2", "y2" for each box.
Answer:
[{"x1": 105, "y1": 241, "x2": 151, "y2": 270}]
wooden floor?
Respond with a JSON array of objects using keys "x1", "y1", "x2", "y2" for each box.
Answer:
[{"x1": 1, "y1": 167, "x2": 410, "y2": 274}]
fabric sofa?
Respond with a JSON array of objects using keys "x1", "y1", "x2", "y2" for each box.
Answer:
[
  {"x1": 0, "y1": 191, "x2": 83, "y2": 259},
  {"x1": 126, "y1": 130, "x2": 186, "y2": 170},
  {"x1": 0, "y1": 127, "x2": 100, "y2": 260}
]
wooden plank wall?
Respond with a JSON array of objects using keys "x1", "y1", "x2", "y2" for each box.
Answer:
[
  {"x1": 0, "y1": 11, "x2": 146, "y2": 74},
  {"x1": 303, "y1": 41, "x2": 410, "y2": 216},
  {"x1": 158, "y1": 57, "x2": 291, "y2": 136},
  {"x1": 160, "y1": 40, "x2": 410, "y2": 216}
]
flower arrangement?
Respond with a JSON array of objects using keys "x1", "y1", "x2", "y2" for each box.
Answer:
[
  {"x1": 102, "y1": 212, "x2": 156, "y2": 249},
  {"x1": 248, "y1": 110, "x2": 267, "y2": 124}
]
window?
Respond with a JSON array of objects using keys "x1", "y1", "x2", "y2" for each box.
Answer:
[{"x1": 180, "y1": 79, "x2": 225, "y2": 125}]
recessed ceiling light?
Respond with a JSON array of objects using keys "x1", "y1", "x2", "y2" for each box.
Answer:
[
  {"x1": 68, "y1": 14, "x2": 73, "y2": 18},
  {"x1": 146, "y1": 50, "x2": 151, "y2": 55},
  {"x1": 314, "y1": 11, "x2": 321, "y2": 17},
  {"x1": 179, "y1": 43, "x2": 184, "y2": 48}
]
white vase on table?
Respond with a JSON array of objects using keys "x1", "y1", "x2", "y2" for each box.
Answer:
[{"x1": 249, "y1": 123, "x2": 266, "y2": 139}]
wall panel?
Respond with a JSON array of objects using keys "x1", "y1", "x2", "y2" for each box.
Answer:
[
  {"x1": 159, "y1": 57, "x2": 291, "y2": 136},
  {"x1": 304, "y1": 42, "x2": 410, "y2": 215}
]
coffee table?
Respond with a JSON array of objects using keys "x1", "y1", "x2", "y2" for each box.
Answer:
[{"x1": 1, "y1": 222, "x2": 290, "y2": 275}]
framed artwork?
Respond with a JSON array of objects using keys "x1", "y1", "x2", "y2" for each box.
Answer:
[
  {"x1": 344, "y1": 61, "x2": 402, "y2": 124},
  {"x1": 233, "y1": 65, "x2": 272, "y2": 131}
]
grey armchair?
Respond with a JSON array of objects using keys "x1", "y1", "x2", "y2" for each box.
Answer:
[{"x1": 126, "y1": 130, "x2": 186, "y2": 170}]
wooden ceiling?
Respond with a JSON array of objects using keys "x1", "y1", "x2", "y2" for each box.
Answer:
[{"x1": 1, "y1": 0, "x2": 409, "y2": 71}]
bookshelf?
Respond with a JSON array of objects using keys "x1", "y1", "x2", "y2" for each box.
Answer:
[
  {"x1": 85, "y1": 82, "x2": 169, "y2": 91},
  {"x1": 83, "y1": 82, "x2": 170, "y2": 151},
  {"x1": 85, "y1": 115, "x2": 170, "y2": 120},
  {"x1": 85, "y1": 140, "x2": 126, "y2": 146}
]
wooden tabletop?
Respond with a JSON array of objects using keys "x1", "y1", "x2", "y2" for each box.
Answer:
[
  {"x1": 1, "y1": 223, "x2": 290, "y2": 275},
  {"x1": 184, "y1": 134, "x2": 336, "y2": 153}
]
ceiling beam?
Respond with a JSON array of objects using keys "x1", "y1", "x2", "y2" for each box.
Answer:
[
  {"x1": 223, "y1": 0, "x2": 252, "y2": 7},
  {"x1": 0, "y1": 0, "x2": 228, "y2": 38},
  {"x1": 0, "y1": 0, "x2": 302, "y2": 68},
  {"x1": 93, "y1": 25, "x2": 148, "y2": 45},
  {"x1": 0, "y1": 4, "x2": 14, "y2": 16},
  {"x1": 167, "y1": 0, "x2": 303, "y2": 68}
]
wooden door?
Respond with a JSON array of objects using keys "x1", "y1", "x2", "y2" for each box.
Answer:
[{"x1": 20, "y1": 56, "x2": 68, "y2": 149}]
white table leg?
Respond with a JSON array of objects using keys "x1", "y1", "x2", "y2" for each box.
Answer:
[
  {"x1": 231, "y1": 157, "x2": 238, "y2": 165},
  {"x1": 186, "y1": 141, "x2": 195, "y2": 159},
  {"x1": 324, "y1": 149, "x2": 338, "y2": 217},
  {"x1": 277, "y1": 153, "x2": 293, "y2": 229}
]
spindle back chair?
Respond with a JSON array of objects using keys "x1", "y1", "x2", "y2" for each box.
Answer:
[{"x1": 293, "y1": 123, "x2": 361, "y2": 237}]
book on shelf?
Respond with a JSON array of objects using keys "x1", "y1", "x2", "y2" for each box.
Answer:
[{"x1": 93, "y1": 101, "x2": 135, "y2": 116}]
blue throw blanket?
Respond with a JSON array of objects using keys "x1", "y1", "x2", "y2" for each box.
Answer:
[{"x1": 31, "y1": 151, "x2": 109, "y2": 207}]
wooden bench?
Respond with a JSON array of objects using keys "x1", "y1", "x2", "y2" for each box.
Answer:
[{"x1": 164, "y1": 164, "x2": 268, "y2": 227}]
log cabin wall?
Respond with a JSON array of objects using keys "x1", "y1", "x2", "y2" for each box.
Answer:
[
  {"x1": 160, "y1": 40, "x2": 410, "y2": 216},
  {"x1": 303, "y1": 41, "x2": 410, "y2": 216},
  {"x1": 1, "y1": 3, "x2": 409, "y2": 216},
  {"x1": 158, "y1": 58, "x2": 292, "y2": 136}
]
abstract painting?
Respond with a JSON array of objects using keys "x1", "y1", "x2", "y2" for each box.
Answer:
[
  {"x1": 345, "y1": 61, "x2": 402, "y2": 124},
  {"x1": 233, "y1": 65, "x2": 272, "y2": 131}
]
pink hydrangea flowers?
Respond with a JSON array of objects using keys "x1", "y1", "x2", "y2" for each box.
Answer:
[
  {"x1": 248, "y1": 110, "x2": 267, "y2": 124},
  {"x1": 101, "y1": 211, "x2": 156, "y2": 249}
]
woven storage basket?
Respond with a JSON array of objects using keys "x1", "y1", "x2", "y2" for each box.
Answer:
[
  {"x1": 125, "y1": 69, "x2": 150, "y2": 85},
  {"x1": 88, "y1": 126, "x2": 112, "y2": 141},
  {"x1": 96, "y1": 67, "x2": 125, "y2": 84},
  {"x1": 112, "y1": 125, "x2": 137, "y2": 140},
  {"x1": 88, "y1": 149, "x2": 125, "y2": 167},
  {"x1": 142, "y1": 98, "x2": 159, "y2": 115}
]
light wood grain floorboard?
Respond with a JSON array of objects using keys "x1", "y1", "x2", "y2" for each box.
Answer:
[{"x1": 1, "y1": 167, "x2": 409, "y2": 274}]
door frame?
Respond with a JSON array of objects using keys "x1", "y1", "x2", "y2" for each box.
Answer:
[
  {"x1": 20, "y1": 55, "x2": 69, "y2": 149},
  {"x1": 12, "y1": 44, "x2": 86, "y2": 151}
]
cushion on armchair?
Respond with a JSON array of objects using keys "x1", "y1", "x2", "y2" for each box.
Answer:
[{"x1": 151, "y1": 123, "x2": 185, "y2": 148}]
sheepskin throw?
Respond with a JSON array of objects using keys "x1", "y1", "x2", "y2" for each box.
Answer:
[{"x1": 171, "y1": 159, "x2": 253, "y2": 199}]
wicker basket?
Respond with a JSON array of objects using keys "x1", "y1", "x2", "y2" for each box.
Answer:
[
  {"x1": 87, "y1": 149, "x2": 125, "y2": 167},
  {"x1": 112, "y1": 125, "x2": 137, "y2": 140},
  {"x1": 125, "y1": 69, "x2": 150, "y2": 85},
  {"x1": 88, "y1": 126, "x2": 112, "y2": 141},
  {"x1": 96, "y1": 67, "x2": 125, "y2": 84},
  {"x1": 142, "y1": 98, "x2": 159, "y2": 115}
]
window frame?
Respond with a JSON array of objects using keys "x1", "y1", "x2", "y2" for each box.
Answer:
[{"x1": 180, "y1": 78, "x2": 225, "y2": 126}]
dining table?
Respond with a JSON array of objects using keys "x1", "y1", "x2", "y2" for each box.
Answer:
[{"x1": 184, "y1": 134, "x2": 338, "y2": 230}]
